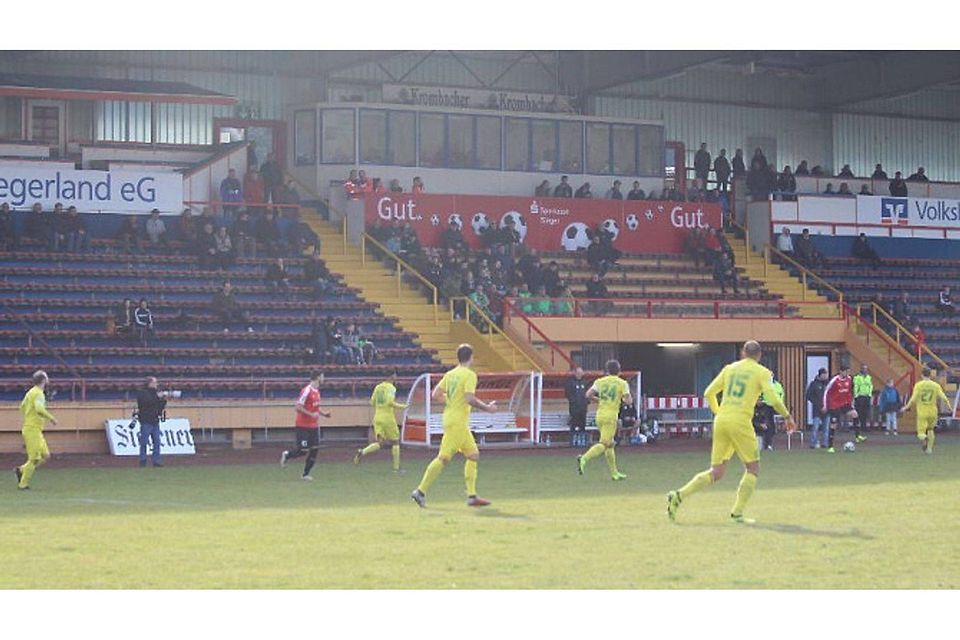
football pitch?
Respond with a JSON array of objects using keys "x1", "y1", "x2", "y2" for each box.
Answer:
[{"x1": 1, "y1": 439, "x2": 957, "y2": 589}]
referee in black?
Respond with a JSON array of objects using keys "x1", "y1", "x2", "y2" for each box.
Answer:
[{"x1": 136, "y1": 376, "x2": 167, "y2": 468}]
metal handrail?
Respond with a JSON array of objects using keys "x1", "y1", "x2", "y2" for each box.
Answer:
[
  {"x1": 766, "y1": 244, "x2": 845, "y2": 303},
  {"x1": 860, "y1": 301, "x2": 951, "y2": 371},
  {"x1": 359, "y1": 232, "x2": 440, "y2": 326},
  {"x1": 501, "y1": 301, "x2": 575, "y2": 370},
  {"x1": 449, "y1": 296, "x2": 541, "y2": 372},
  {"x1": 843, "y1": 302, "x2": 919, "y2": 392}
]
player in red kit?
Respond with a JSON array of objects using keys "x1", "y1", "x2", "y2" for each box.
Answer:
[
  {"x1": 822, "y1": 365, "x2": 858, "y2": 454},
  {"x1": 281, "y1": 372, "x2": 331, "y2": 480}
]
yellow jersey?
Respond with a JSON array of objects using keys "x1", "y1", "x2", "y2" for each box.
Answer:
[
  {"x1": 705, "y1": 358, "x2": 788, "y2": 422},
  {"x1": 20, "y1": 386, "x2": 55, "y2": 432},
  {"x1": 592, "y1": 375, "x2": 630, "y2": 421},
  {"x1": 904, "y1": 379, "x2": 950, "y2": 414},
  {"x1": 437, "y1": 365, "x2": 478, "y2": 430},
  {"x1": 371, "y1": 381, "x2": 404, "y2": 418}
]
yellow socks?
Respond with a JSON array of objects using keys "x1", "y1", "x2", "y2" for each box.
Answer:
[
  {"x1": 927, "y1": 429, "x2": 936, "y2": 452},
  {"x1": 417, "y1": 457, "x2": 445, "y2": 493},
  {"x1": 360, "y1": 442, "x2": 380, "y2": 456},
  {"x1": 391, "y1": 444, "x2": 400, "y2": 471},
  {"x1": 678, "y1": 470, "x2": 714, "y2": 500},
  {"x1": 604, "y1": 447, "x2": 619, "y2": 476},
  {"x1": 464, "y1": 459, "x2": 478, "y2": 496},
  {"x1": 731, "y1": 472, "x2": 758, "y2": 516},
  {"x1": 18, "y1": 459, "x2": 36, "y2": 488},
  {"x1": 581, "y1": 443, "x2": 605, "y2": 467}
]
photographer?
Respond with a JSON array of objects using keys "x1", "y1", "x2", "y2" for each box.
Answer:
[{"x1": 135, "y1": 377, "x2": 168, "y2": 468}]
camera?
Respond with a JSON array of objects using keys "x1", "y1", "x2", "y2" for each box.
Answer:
[{"x1": 159, "y1": 390, "x2": 182, "y2": 399}]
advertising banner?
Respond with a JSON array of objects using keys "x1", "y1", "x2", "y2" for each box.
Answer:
[
  {"x1": 857, "y1": 195, "x2": 960, "y2": 228},
  {"x1": 0, "y1": 167, "x2": 183, "y2": 213},
  {"x1": 104, "y1": 418, "x2": 196, "y2": 456},
  {"x1": 365, "y1": 194, "x2": 721, "y2": 254}
]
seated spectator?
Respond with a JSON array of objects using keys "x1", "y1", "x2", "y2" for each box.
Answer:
[
  {"x1": 837, "y1": 182, "x2": 853, "y2": 196},
  {"x1": 341, "y1": 322, "x2": 364, "y2": 364},
  {"x1": 777, "y1": 166, "x2": 796, "y2": 196},
  {"x1": 302, "y1": 251, "x2": 335, "y2": 298},
  {"x1": 553, "y1": 175, "x2": 573, "y2": 198},
  {"x1": 574, "y1": 182, "x2": 593, "y2": 199},
  {"x1": 115, "y1": 216, "x2": 141, "y2": 254},
  {"x1": 219, "y1": 168, "x2": 243, "y2": 219},
  {"x1": 685, "y1": 227, "x2": 708, "y2": 269},
  {"x1": 441, "y1": 219, "x2": 466, "y2": 252},
  {"x1": 823, "y1": 183, "x2": 835, "y2": 195},
  {"x1": 144, "y1": 209, "x2": 170, "y2": 250},
  {"x1": 134, "y1": 298, "x2": 154, "y2": 347},
  {"x1": 542, "y1": 261, "x2": 563, "y2": 297},
  {"x1": 22, "y1": 202, "x2": 50, "y2": 247},
  {"x1": 51, "y1": 203, "x2": 69, "y2": 251},
  {"x1": 554, "y1": 286, "x2": 575, "y2": 316},
  {"x1": 837, "y1": 164, "x2": 855, "y2": 178},
  {"x1": 585, "y1": 235, "x2": 610, "y2": 277},
  {"x1": 597, "y1": 223, "x2": 622, "y2": 265},
  {"x1": 355, "y1": 169, "x2": 371, "y2": 193},
  {"x1": 535, "y1": 180, "x2": 551, "y2": 197},
  {"x1": 859, "y1": 184, "x2": 873, "y2": 196},
  {"x1": 196, "y1": 222, "x2": 218, "y2": 269},
  {"x1": 212, "y1": 282, "x2": 253, "y2": 332},
  {"x1": 388, "y1": 178, "x2": 403, "y2": 193},
  {"x1": 810, "y1": 165, "x2": 825, "y2": 177},
  {"x1": 713, "y1": 251, "x2": 740, "y2": 294},
  {"x1": 795, "y1": 160, "x2": 810, "y2": 176},
  {"x1": 412, "y1": 176, "x2": 425, "y2": 193},
  {"x1": 889, "y1": 172, "x2": 908, "y2": 196},
  {"x1": 776, "y1": 227, "x2": 794, "y2": 256},
  {"x1": 532, "y1": 285, "x2": 552, "y2": 316},
  {"x1": 871, "y1": 164, "x2": 888, "y2": 180},
  {"x1": 936, "y1": 287, "x2": 955, "y2": 316},
  {"x1": 244, "y1": 168, "x2": 266, "y2": 213},
  {"x1": 265, "y1": 258, "x2": 290, "y2": 296},
  {"x1": 326, "y1": 319, "x2": 352, "y2": 364},
  {"x1": 851, "y1": 233, "x2": 881, "y2": 268},
  {"x1": 0, "y1": 202, "x2": 17, "y2": 251},
  {"x1": 907, "y1": 167, "x2": 929, "y2": 182},
  {"x1": 584, "y1": 273, "x2": 611, "y2": 315},
  {"x1": 398, "y1": 223, "x2": 420, "y2": 257},
  {"x1": 794, "y1": 228, "x2": 823, "y2": 269},
  {"x1": 358, "y1": 327, "x2": 377, "y2": 365},
  {"x1": 893, "y1": 291, "x2": 913, "y2": 327},
  {"x1": 605, "y1": 180, "x2": 623, "y2": 200},
  {"x1": 63, "y1": 206, "x2": 89, "y2": 253},
  {"x1": 287, "y1": 217, "x2": 319, "y2": 255},
  {"x1": 178, "y1": 208, "x2": 199, "y2": 247},
  {"x1": 256, "y1": 210, "x2": 283, "y2": 256},
  {"x1": 626, "y1": 181, "x2": 646, "y2": 200},
  {"x1": 113, "y1": 298, "x2": 135, "y2": 341},
  {"x1": 214, "y1": 225, "x2": 234, "y2": 270},
  {"x1": 701, "y1": 227, "x2": 722, "y2": 267},
  {"x1": 309, "y1": 319, "x2": 330, "y2": 364},
  {"x1": 232, "y1": 210, "x2": 257, "y2": 259},
  {"x1": 343, "y1": 169, "x2": 361, "y2": 199}
]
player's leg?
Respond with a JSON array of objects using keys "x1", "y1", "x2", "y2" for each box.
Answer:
[
  {"x1": 667, "y1": 419, "x2": 730, "y2": 520},
  {"x1": 17, "y1": 433, "x2": 49, "y2": 490},
  {"x1": 302, "y1": 430, "x2": 320, "y2": 479},
  {"x1": 283, "y1": 428, "x2": 308, "y2": 466},
  {"x1": 578, "y1": 416, "x2": 611, "y2": 474},
  {"x1": 412, "y1": 430, "x2": 458, "y2": 506},
  {"x1": 149, "y1": 423, "x2": 163, "y2": 467},
  {"x1": 462, "y1": 432, "x2": 489, "y2": 506},
  {"x1": 599, "y1": 421, "x2": 625, "y2": 480},
  {"x1": 728, "y1": 425, "x2": 761, "y2": 522},
  {"x1": 355, "y1": 422, "x2": 384, "y2": 464}
]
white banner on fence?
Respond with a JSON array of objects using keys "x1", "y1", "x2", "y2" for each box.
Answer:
[
  {"x1": 797, "y1": 196, "x2": 856, "y2": 224},
  {"x1": 857, "y1": 195, "x2": 960, "y2": 228},
  {"x1": 0, "y1": 167, "x2": 183, "y2": 213},
  {"x1": 104, "y1": 418, "x2": 196, "y2": 456}
]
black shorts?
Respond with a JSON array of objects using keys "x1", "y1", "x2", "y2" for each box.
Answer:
[
  {"x1": 295, "y1": 427, "x2": 319, "y2": 450},
  {"x1": 569, "y1": 408, "x2": 587, "y2": 429},
  {"x1": 829, "y1": 405, "x2": 854, "y2": 419}
]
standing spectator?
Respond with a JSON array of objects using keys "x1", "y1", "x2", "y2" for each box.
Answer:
[
  {"x1": 134, "y1": 298, "x2": 154, "y2": 348},
  {"x1": 889, "y1": 171, "x2": 908, "y2": 197},
  {"x1": 412, "y1": 176, "x2": 425, "y2": 193},
  {"x1": 731, "y1": 148, "x2": 746, "y2": 179},
  {"x1": 852, "y1": 364, "x2": 873, "y2": 439},
  {"x1": 260, "y1": 152, "x2": 283, "y2": 203},
  {"x1": 565, "y1": 367, "x2": 588, "y2": 447},
  {"x1": 256, "y1": 210, "x2": 283, "y2": 256},
  {"x1": 25, "y1": 202, "x2": 52, "y2": 247},
  {"x1": 50, "y1": 203, "x2": 69, "y2": 251},
  {"x1": 913, "y1": 323, "x2": 926, "y2": 360},
  {"x1": 795, "y1": 160, "x2": 810, "y2": 176},
  {"x1": 936, "y1": 286, "x2": 955, "y2": 316},
  {"x1": 907, "y1": 167, "x2": 929, "y2": 182},
  {"x1": 626, "y1": 181, "x2": 646, "y2": 200},
  {"x1": 243, "y1": 168, "x2": 265, "y2": 214},
  {"x1": 775, "y1": 227, "x2": 794, "y2": 256},
  {"x1": 196, "y1": 222, "x2": 218, "y2": 269},
  {"x1": 604, "y1": 180, "x2": 623, "y2": 200},
  {"x1": 756, "y1": 373, "x2": 784, "y2": 451},
  {"x1": 837, "y1": 164, "x2": 855, "y2": 179},
  {"x1": 441, "y1": 219, "x2": 466, "y2": 252},
  {"x1": 693, "y1": 143, "x2": 711, "y2": 190},
  {"x1": 893, "y1": 291, "x2": 913, "y2": 328},
  {"x1": 794, "y1": 228, "x2": 823, "y2": 269},
  {"x1": 232, "y1": 210, "x2": 257, "y2": 259},
  {"x1": 219, "y1": 168, "x2": 243, "y2": 219},
  {"x1": 713, "y1": 149, "x2": 731, "y2": 192},
  {"x1": 115, "y1": 217, "x2": 141, "y2": 254},
  {"x1": 535, "y1": 180, "x2": 551, "y2": 197},
  {"x1": 871, "y1": 164, "x2": 888, "y2": 180},
  {"x1": 553, "y1": 175, "x2": 573, "y2": 198},
  {"x1": 851, "y1": 233, "x2": 881, "y2": 268},
  {"x1": 212, "y1": 282, "x2": 253, "y2": 333},
  {"x1": 214, "y1": 225, "x2": 234, "y2": 270},
  {"x1": 144, "y1": 209, "x2": 170, "y2": 250},
  {"x1": 265, "y1": 258, "x2": 290, "y2": 296},
  {"x1": 878, "y1": 379, "x2": 901, "y2": 436},
  {"x1": 135, "y1": 377, "x2": 167, "y2": 468},
  {"x1": 63, "y1": 206, "x2": 89, "y2": 253},
  {"x1": 575, "y1": 182, "x2": 593, "y2": 199},
  {"x1": 388, "y1": 179, "x2": 403, "y2": 193},
  {"x1": 0, "y1": 202, "x2": 17, "y2": 251},
  {"x1": 777, "y1": 166, "x2": 797, "y2": 196},
  {"x1": 805, "y1": 368, "x2": 830, "y2": 449}
]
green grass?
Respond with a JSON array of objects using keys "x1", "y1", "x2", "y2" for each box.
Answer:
[{"x1": 1, "y1": 440, "x2": 958, "y2": 589}]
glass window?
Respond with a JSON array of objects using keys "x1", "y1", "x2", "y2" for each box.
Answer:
[
  {"x1": 475, "y1": 116, "x2": 501, "y2": 169},
  {"x1": 321, "y1": 109, "x2": 355, "y2": 163},
  {"x1": 418, "y1": 113, "x2": 445, "y2": 167},
  {"x1": 586, "y1": 123, "x2": 611, "y2": 174},
  {"x1": 504, "y1": 118, "x2": 528, "y2": 171},
  {"x1": 0, "y1": 97, "x2": 22, "y2": 139},
  {"x1": 637, "y1": 125, "x2": 664, "y2": 176},
  {"x1": 531, "y1": 119, "x2": 556, "y2": 172},
  {"x1": 558, "y1": 121, "x2": 582, "y2": 173},
  {"x1": 447, "y1": 114, "x2": 474, "y2": 168},
  {"x1": 359, "y1": 110, "x2": 386, "y2": 164},
  {"x1": 387, "y1": 111, "x2": 415, "y2": 166},
  {"x1": 294, "y1": 110, "x2": 317, "y2": 165},
  {"x1": 611, "y1": 124, "x2": 637, "y2": 176}
]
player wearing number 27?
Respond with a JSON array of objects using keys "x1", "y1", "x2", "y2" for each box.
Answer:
[
  {"x1": 667, "y1": 341, "x2": 796, "y2": 524},
  {"x1": 900, "y1": 367, "x2": 950, "y2": 455},
  {"x1": 577, "y1": 359, "x2": 632, "y2": 480}
]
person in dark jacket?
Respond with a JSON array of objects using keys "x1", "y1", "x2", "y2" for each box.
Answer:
[
  {"x1": 907, "y1": 167, "x2": 929, "y2": 182},
  {"x1": 626, "y1": 181, "x2": 646, "y2": 200},
  {"x1": 265, "y1": 258, "x2": 290, "y2": 296},
  {"x1": 575, "y1": 182, "x2": 593, "y2": 199},
  {"x1": 565, "y1": 367, "x2": 589, "y2": 447},
  {"x1": 0, "y1": 202, "x2": 18, "y2": 251},
  {"x1": 889, "y1": 172, "x2": 908, "y2": 197},
  {"x1": 219, "y1": 168, "x2": 243, "y2": 219},
  {"x1": 731, "y1": 149, "x2": 746, "y2": 179},
  {"x1": 805, "y1": 368, "x2": 830, "y2": 448},
  {"x1": 535, "y1": 180, "x2": 551, "y2": 197},
  {"x1": 852, "y1": 233, "x2": 881, "y2": 268},
  {"x1": 837, "y1": 164, "x2": 855, "y2": 179},
  {"x1": 256, "y1": 210, "x2": 283, "y2": 257},
  {"x1": 871, "y1": 164, "x2": 888, "y2": 180},
  {"x1": 260, "y1": 153, "x2": 284, "y2": 204},
  {"x1": 693, "y1": 143, "x2": 711, "y2": 190},
  {"x1": 795, "y1": 160, "x2": 810, "y2": 176},
  {"x1": 553, "y1": 175, "x2": 573, "y2": 198},
  {"x1": 135, "y1": 376, "x2": 168, "y2": 467},
  {"x1": 212, "y1": 282, "x2": 252, "y2": 332},
  {"x1": 134, "y1": 298, "x2": 154, "y2": 347},
  {"x1": 713, "y1": 149, "x2": 731, "y2": 192},
  {"x1": 777, "y1": 165, "x2": 797, "y2": 197},
  {"x1": 232, "y1": 209, "x2": 257, "y2": 259},
  {"x1": 196, "y1": 222, "x2": 218, "y2": 270}
]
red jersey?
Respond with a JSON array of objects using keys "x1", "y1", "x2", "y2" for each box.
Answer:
[
  {"x1": 823, "y1": 375, "x2": 853, "y2": 412},
  {"x1": 295, "y1": 384, "x2": 322, "y2": 429}
]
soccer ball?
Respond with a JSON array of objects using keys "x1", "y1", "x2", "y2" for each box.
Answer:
[
  {"x1": 842, "y1": 441, "x2": 856, "y2": 452},
  {"x1": 471, "y1": 212, "x2": 490, "y2": 236},
  {"x1": 500, "y1": 211, "x2": 527, "y2": 243},
  {"x1": 601, "y1": 218, "x2": 620, "y2": 241},
  {"x1": 429, "y1": 214, "x2": 440, "y2": 227},
  {"x1": 561, "y1": 222, "x2": 592, "y2": 251},
  {"x1": 626, "y1": 213, "x2": 640, "y2": 231},
  {"x1": 448, "y1": 213, "x2": 463, "y2": 230}
]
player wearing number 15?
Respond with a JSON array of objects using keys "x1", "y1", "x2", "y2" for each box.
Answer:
[
  {"x1": 900, "y1": 367, "x2": 950, "y2": 455},
  {"x1": 15, "y1": 370, "x2": 58, "y2": 490},
  {"x1": 667, "y1": 341, "x2": 796, "y2": 524},
  {"x1": 577, "y1": 359, "x2": 632, "y2": 480}
]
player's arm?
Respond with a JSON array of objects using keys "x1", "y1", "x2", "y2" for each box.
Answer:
[
  {"x1": 900, "y1": 386, "x2": 918, "y2": 413},
  {"x1": 937, "y1": 385, "x2": 951, "y2": 413},
  {"x1": 703, "y1": 369, "x2": 725, "y2": 415},
  {"x1": 431, "y1": 377, "x2": 446, "y2": 402},
  {"x1": 585, "y1": 383, "x2": 599, "y2": 403},
  {"x1": 295, "y1": 389, "x2": 323, "y2": 420},
  {"x1": 34, "y1": 395, "x2": 57, "y2": 425},
  {"x1": 465, "y1": 392, "x2": 496, "y2": 413},
  {"x1": 391, "y1": 399, "x2": 408, "y2": 410},
  {"x1": 621, "y1": 380, "x2": 633, "y2": 406}
]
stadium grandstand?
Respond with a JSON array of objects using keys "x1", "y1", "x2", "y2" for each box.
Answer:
[{"x1": 1, "y1": 49, "x2": 959, "y2": 455}]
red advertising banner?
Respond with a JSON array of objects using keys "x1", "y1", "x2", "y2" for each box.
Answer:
[{"x1": 364, "y1": 194, "x2": 721, "y2": 254}]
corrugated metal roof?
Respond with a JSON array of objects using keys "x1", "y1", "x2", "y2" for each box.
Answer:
[{"x1": 0, "y1": 71, "x2": 232, "y2": 99}]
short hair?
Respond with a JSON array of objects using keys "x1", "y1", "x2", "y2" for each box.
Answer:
[
  {"x1": 605, "y1": 359, "x2": 621, "y2": 375},
  {"x1": 309, "y1": 371, "x2": 323, "y2": 382},
  {"x1": 389, "y1": 369, "x2": 399, "y2": 378},
  {"x1": 743, "y1": 340, "x2": 762, "y2": 358},
  {"x1": 457, "y1": 344, "x2": 474, "y2": 364},
  {"x1": 32, "y1": 370, "x2": 48, "y2": 385},
  {"x1": 144, "y1": 376, "x2": 157, "y2": 387},
  {"x1": 923, "y1": 367, "x2": 933, "y2": 378},
  {"x1": 818, "y1": 367, "x2": 828, "y2": 375}
]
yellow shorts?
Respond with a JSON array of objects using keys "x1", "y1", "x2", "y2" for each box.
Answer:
[
  {"x1": 597, "y1": 414, "x2": 618, "y2": 443},
  {"x1": 438, "y1": 427, "x2": 478, "y2": 459},
  {"x1": 22, "y1": 429, "x2": 49, "y2": 462},
  {"x1": 710, "y1": 416, "x2": 758, "y2": 466},
  {"x1": 373, "y1": 416, "x2": 400, "y2": 441},
  {"x1": 916, "y1": 411, "x2": 937, "y2": 437}
]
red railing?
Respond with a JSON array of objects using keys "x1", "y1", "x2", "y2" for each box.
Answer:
[
  {"x1": 501, "y1": 304, "x2": 574, "y2": 370},
  {"x1": 769, "y1": 218, "x2": 957, "y2": 240},
  {"x1": 182, "y1": 200, "x2": 301, "y2": 216},
  {"x1": 503, "y1": 296, "x2": 846, "y2": 320},
  {"x1": 842, "y1": 302, "x2": 919, "y2": 392}
]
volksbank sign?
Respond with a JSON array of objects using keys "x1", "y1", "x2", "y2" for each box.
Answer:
[
  {"x1": 0, "y1": 167, "x2": 183, "y2": 213},
  {"x1": 382, "y1": 83, "x2": 575, "y2": 114},
  {"x1": 858, "y1": 195, "x2": 960, "y2": 227}
]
